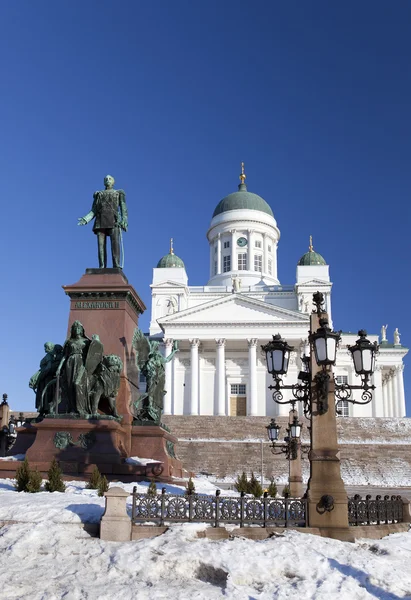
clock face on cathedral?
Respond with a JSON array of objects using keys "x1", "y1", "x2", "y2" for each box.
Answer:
[{"x1": 237, "y1": 237, "x2": 248, "y2": 247}]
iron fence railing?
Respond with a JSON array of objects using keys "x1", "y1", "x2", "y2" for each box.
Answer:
[
  {"x1": 348, "y1": 494, "x2": 403, "y2": 526},
  {"x1": 131, "y1": 488, "x2": 307, "y2": 528}
]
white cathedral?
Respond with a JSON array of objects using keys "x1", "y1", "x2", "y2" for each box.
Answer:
[{"x1": 148, "y1": 166, "x2": 407, "y2": 418}]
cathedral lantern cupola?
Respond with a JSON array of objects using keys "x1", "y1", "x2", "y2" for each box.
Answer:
[
  {"x1": 297, "y1": 236, "x2": 327, "y2": 266},
  {"x1": 206, "y1": 164, "x2": 281, "y2": 287},
  {"x1": 156, "y1": 238, "x2": 185, "y2": 269}
]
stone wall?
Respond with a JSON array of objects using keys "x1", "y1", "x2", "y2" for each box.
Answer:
[{"x1": 162, "y1": 416, "x2": 411, "y2": 486}]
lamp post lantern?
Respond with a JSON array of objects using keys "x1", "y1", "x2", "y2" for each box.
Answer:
[
  {"x1": 266, "y1": 411, "x2": 304, "y2": 498},
  {"x1": 262, "y1": 291, "x2": 379, "y2": 539}
]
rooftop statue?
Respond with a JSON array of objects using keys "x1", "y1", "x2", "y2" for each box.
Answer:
[
  {"x1": 132, "y1": 329, "x2": 178, "y2": 425},
  {"x1": 78, "y1": 175, "x2": 128, "y2": 269}
]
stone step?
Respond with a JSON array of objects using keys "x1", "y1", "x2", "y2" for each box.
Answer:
[{"x1": 162, "y1": 416, "x2": 411, "y2": 487}]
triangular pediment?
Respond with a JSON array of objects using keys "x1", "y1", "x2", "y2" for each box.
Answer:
[
  {"x1": 296, "y1": 279, "x2": 332, "y2": 286},
  {"x1": 151, "y1": 280, "x2": 188, "y2": 290},
  {"x1": 158, "y1": 294, "x2": 309, "y2": 326}
]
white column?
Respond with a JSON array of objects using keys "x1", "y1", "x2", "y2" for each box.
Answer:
[
  {"x1": 163, "y1": 339, "x2": 174, "y2": 415},
  {"x1": 398, "y1": 365, "x2": 406, "y2": 417},
  {"x1": 263, "y1": 233, "x2": 268, "y2": 274},
  {"x1": 371, "y1": 366, "x2": 383, "y2": 417},
  {"x1": 325, "y1": 292, "x2": 332, "y2": 327},
  {"x1": 273, "y1": 241, "x2": 278, "y2": 281},
  {"x1": 247, "y1": 229, "x2": 253, "y2": 271},
  {"x1": 248, "y1": 339, "x2": 258, "y2": 416},
  {"x1": 230, "y1": 229, "x2": 236, "y2": 271},
  {"x1": 209, "y1": 241, "x2": 214, "y2": 278},
  {"x1": 217, "y1": 234, "x2": 222, "y2": 275},
  {"x1": 216, "y1": 339, "x2": 226, "y2": 415},
  {"x1": 395, "y1": 365, "x2": 406, "y2": 417},
  {"x1": 388, "y1": 369, "x2": 397, "y2": 417},
  {"x1": 382, "y1": 373, "x2": 388, "y2": 417},
  {"x1": 189, "y1": 339, "x2": 200, "y2": 415}
]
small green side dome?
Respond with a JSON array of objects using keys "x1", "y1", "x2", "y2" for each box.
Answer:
[
  {"x1": 157, "y1": 239, "x2": 185, "y2": 268},
  {"x1": 298, "y1": 237, "x2": 327, "y2": 266},
  {"x1": 213, "y1": 183, "x2": 273, "y2": 218}
]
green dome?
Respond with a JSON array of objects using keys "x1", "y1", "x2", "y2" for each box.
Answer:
[
  {"x1": 298, "y1": 238, "x2": 327, "y2": 265},
  {"x1": 156, "y1": 252, "x2": 185, "y2": 269},
  {"x1": 212, "y1": 183, "x2": 274, "y2": 218}
]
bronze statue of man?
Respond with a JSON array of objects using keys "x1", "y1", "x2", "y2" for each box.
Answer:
[{"x1": 78, "y1": 175, "x2": 128, "y2": 268}]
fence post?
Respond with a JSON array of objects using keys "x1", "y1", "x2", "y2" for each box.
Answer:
[
  {"x1": 263, "y1": 491, "x2": 268, "y2": 528},
  {"x1": 100, "y1": 487, "x2": 131, "y2": 542},
  {"x1": 240, "y1": 491, "x2": 245, "y2": 528},
  {"x1": 285, "y1": 498, "x2": 288, "y2": 528},
  {"x1": 401, "y1": 498, "x2": 411, "y2": 523},
  {"x1": 384, "y1": 495, "x2": 390, "y2": 524},
  {"x1": 188, "y1": 493, "x2": 194, "y2": 522},
  {"x1": 131, "y1": 486, "x2": 137, "y2": 523},
  {"x1": 215, "y1": 489, "x2": 220, "y2": 528},
  {"x1": 376, "y1": 494, "x2": 382, "y2": 525},
  {"x1": 160, "y1": 487, "x2": 166, "y2": 526},
  {"x1": 366, "y1": 494, "x2": 371, "y2": 525}
]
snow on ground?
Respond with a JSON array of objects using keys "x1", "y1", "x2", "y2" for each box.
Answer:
[{"x1": 1, "y1": 477, "x2": 411, "y2": 599}]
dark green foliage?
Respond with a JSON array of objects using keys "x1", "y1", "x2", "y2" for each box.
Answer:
[
  {"x1": 185, "y1": 477, "x2": 195, "y2": 496},
  {"x1": 282, "y1": 484, "x2": 290, "y2": 498},
  {"x1": 15, "y1": 458, "x2": 42, "y2": 493},
  {"x1": 87, "y1": 466, "x2": 102, "y2": 490},
  {"x1": 15, "y1": 458, "x2": 31, "y2": 492},
  {"x1": 234, "y1": 471, "x2": 249, "y2": 493},
  {"x1": 45, "y1": 459, "x2": 66, "y2": 492},
  {"x1": 267, "y1": 478, "x2": 278, "y2": 498},
  {"x1": 26, "y1": 469, "x2": 42, "y2": 493},
  {"x1": 98, "y1": 475, "x2": 109, "y2": 497},
  {"x1": 147, "y1": 479, "x2": 157, "y2": 496},
  {"x1": 249, "y1": 472, "x2": 263, "y2": 498}
]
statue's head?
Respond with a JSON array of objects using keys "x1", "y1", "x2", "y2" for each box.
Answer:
[
  {"x1": 150, "y1": 341, "x2": 160, "y2": 354},
  {"x1": 54, "y1": 344, "x2": 63, "y2": 356},
  {"x1": 44, "y1": 342, "x2": 54, "y2": 353},
  {"x1": 104, "y1": 175, "x2": 115, "y2": 189},
  {"x1": 71, "y1": 320, "x2": 85, "y2": 339}
]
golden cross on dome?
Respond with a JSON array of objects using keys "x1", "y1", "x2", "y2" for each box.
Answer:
[
  {"x1": 170, "y1": 238, "x2": 174, "y2": 254},
  {"x1": 309, "y1": 235, "x2": 314, "y2": 252},
  {"x1": 239, "y1": 162, "x2": 246, "y2": 185}
]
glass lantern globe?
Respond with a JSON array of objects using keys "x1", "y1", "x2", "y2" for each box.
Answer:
[
  {"x1": 262, "y1": 334, "x2": 295, "y2": 377},
  {"x1": 309, "y1": 318, "x2": 341, "y2": 367},
  {"x1": 348, "y1": 330, "x2": 379, "y2": 376},
  {"x1": 289, "y1": 416, "x2": 302, "y2": 439},
  {"x1": 266, "y1": 418, "x2": 281, "y2": 442}
]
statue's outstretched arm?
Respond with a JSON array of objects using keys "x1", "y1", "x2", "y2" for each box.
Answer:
[
  {"x1": 78, "y1": 192, "x2": 98, "y2": 226},
  {"x1": 165, "y1": 341, "x2": 179, "y2": 363},
  {"x1": 78, "y1": 211, "x2": 94, "y2": 226}
]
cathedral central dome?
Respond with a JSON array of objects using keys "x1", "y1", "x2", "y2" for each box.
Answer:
[{"x1": 212, "y1": 182, "x2": 274, "y2": 218}]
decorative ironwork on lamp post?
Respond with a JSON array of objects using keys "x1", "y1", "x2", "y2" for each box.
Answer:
[{"x1": 261, "y1": 292, "x2": 379, "y2": 416}]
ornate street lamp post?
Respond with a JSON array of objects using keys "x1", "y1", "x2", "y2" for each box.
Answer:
[
  {"x1": 266, "y1": 411, "x2": 304, "y2": 497},
  {"x1": 262, "y1": 292, "x2": 379, "y2": 538}
]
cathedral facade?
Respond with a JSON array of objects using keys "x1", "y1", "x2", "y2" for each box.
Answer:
[{"x1": 148, "y1": 168, "x2": 407, "y2": 418}]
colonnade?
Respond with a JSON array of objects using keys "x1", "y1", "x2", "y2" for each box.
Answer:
[
  {"x1": 162, "y1": 338, "x2": 260, "y2": 416},
  {"x1": 381, "y1": 365, "x2": 406, "y2": 417},
  {"x1": 163, "y1": 339, "x2": 405, "y2": 418}
]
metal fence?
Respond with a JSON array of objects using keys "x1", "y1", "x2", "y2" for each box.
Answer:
[
  {"x1": 131, "y1": 488, "x2": 307, "y2": 528},
  {"x1": 348, "y1": 494, "x2": 403, "y2": 526}
]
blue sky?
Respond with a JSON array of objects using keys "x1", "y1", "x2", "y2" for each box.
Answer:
[{"x1": 1, "y1": 1, "x2": 410, "y2": 413}]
